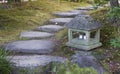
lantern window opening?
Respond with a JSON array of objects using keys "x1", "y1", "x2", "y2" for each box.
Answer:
[
  {"x1": 78, "y1": 32, "x2": 86, "y2": 40},
  {"x1": 90, "y1": 31, "x2": 96, "y2": 39},
  {"x1": 71, "y1": 31, "x2": 86, "y2": 40}
]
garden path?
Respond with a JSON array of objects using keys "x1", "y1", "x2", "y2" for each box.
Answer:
[{"x1": 2, "y1": 5, "x2": 106, "y2": 74}]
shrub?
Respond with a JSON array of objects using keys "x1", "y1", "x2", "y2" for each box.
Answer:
[{"x1": 110, "y1": 37, "x2": 120, "y2": 49}]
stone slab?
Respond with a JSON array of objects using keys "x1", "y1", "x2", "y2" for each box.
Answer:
[
  {"x1": 2, "y1": 40, "x2": 55, "y2": 54},
  {"x1": 35, "y1": 25, "x2": 64, "y2": 32},
  {"x1": 72, "y1": 52, "x2": 106, "y2": 74},
  {"x1": 49, "y1": 18, "x2": 73, "y2": 25},
  {"x1": 20, "y1": 31, "x2": 54, "y2": 39},
  {"x1": 53, "y1": 12, "x2": 79, "y2": 17},
  {"x1": 68, "y1": 10, "x2": 88, "y2": 15},
  {"x1": 7, "y1": 55, "x2": 67, "y2": 68},
  {"x1": 76, "y1": 6, "x2": 95, "y2": 10}
]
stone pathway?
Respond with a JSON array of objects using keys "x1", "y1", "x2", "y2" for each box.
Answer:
[
  {"x1": 76, "y1": 6, "x2": 95, "y2": 10},
  {"x1": 20, "y1": 31, "x2": 54, "y2": 39},
  {"x1": 68, "y1": 10, "x2": 88, "y2": 15},
  {"x1": 53, "y1": 12, "x2": 79, "y2": 17},
  {"x1": 34, "y1": 25, "x2": 64, "y2": 33},
  {"x1": 2, "y1": 9, "x2": 76, "y2": 72},
  {"x1": 48, "y1": 18, "x2": 73, "y2": 25},
  {"x1": 2, "y1": 5, "x2": 106, "y2": 74}
]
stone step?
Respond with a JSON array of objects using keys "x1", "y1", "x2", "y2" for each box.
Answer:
[
  {"x1": 48, "y1": 18, "x2": 73, "y2": 25},
  {"x1": 7, "y1": 55, "x2": 66, "y2": 68},
  {"x1": 34, "y1": 25, "x2": 64, "y2": 33},
  {"x1": 53, "y1": 12, "x2": 79, "y2": 17},
  {"x1": 20, "y1": 31, "x2": 54, "y2": 39},
  {"x1": 76, "y1": 6, "x2": 95, "y2": 10},
  {"x1": 68, "y1": 10, "x2": 88, "y2": 15},
  {"x1": 2, "y1": 40, "x2": 55, "y2": 54}
]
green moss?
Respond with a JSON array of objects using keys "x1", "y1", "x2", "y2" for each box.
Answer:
[
  {"x1": 51, "y1": 61, "x2": 98, "y2": 74},
  {"x1": 14, "y1": 66, "x2": 45, "y2": 74}
]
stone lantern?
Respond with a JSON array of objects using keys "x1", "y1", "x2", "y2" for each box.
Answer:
[{"x1": 65, "y1": 15, "x2": 102, "y2": 50}]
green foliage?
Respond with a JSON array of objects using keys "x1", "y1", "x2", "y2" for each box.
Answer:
[
  {"x1": 51, "y1": 61, "x2": 98, "y2": 74},
  {"x1": 8, "y1": 0, "x2": 21, "y2": 3},
  {"x1": 107, "y1": 7, "x2": 120, "y2": 19},
  {"x1": 100, "y1": 24, "x2": 116, "y2": 47},
  {"x1": 110, "y1": 37, "x2": 120, "y2": 48},
  {"x1": 109, "y1": 37, "x2": 120, "y2": 63},
  {"x1": 15, "y1": 66, "x2": 45, "y2": 74},
  {"x1": 0, "y1": 48, "x2": 12, "y2": 74},
  {"x1": 93, "y1": 0, "x2": 108, "y2": 6}
]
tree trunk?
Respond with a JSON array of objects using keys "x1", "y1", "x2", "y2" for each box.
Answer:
[{"x1": 110, "y1": 0, "x2": 119, "y2": 7}]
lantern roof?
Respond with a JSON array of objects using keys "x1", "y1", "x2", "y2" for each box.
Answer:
[{"x1": 65, "y1": 15, "x2": 102, "y2": 31}]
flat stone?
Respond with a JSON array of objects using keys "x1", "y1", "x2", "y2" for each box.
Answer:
[
  {"x1": 53, "y1": 12, "x2": 79, "y2": 17},
  {"x1": 35, "y1": 25, "x2": 64, "y2": 32},
  {"x1": 2, "y1": 40, "x2": 55, "y2": 54},
  {"x1": 7, "y1": 55, "x2": 67, "y2": 68},
  {"x1": 49, "y1": 18, "x2": 73, "y2": 25},
  {"x1": 97, "y1": 6, "x2": 104, "y2": 9},
  {"x1": 71, "y1": 51, "x2": 106, "y2": 74},
  {"x1": 20, "y1": 31, "x2": 54, "y2": 39},
  {"x1": 76, "y1": 6, "x2": 95, "y2": 10},
  {"x1": 68, "y1": 10, "x2": 88, "y2": 15}
]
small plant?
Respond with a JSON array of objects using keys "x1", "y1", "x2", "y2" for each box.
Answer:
[
  {"x1": 107, "y1": 7, "x2": 120, "y2": 26},
  {"x1": 93, "y1": 0, "x2": 108, "y2": 6},
  {"x1": 0, "y1": 48, "x2": 12, "y2": 74},
  {"x1": 110, "y1": 37, "x2": 120, "y2": 49},
  {"x1": 107, "y1": 7, "x2": 120, "y2": 19}
]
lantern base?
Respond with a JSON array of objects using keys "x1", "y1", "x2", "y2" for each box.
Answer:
[{"x1": 66, "y1": 42, "x2": 102, "y2": 50}]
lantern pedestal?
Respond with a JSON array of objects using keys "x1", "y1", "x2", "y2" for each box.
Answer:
[{"x1": 66, "y1": 41, "x2": 102, "y2": 50}]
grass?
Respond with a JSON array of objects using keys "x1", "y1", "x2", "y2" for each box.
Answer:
[
  {"x1": 0, "y1": 48, "x2": 12, "y2": 74},
  {"x1": 0, "y1": 0, "x2": 90, "y2": 45}
]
